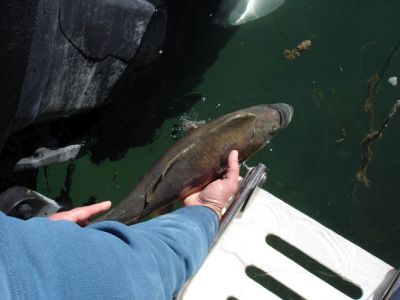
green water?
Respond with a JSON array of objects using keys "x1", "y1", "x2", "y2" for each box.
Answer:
[{"x1": 37, "y1": 0, "x2": 400, "y2": 268}]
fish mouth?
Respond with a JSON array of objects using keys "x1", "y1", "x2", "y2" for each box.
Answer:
[{"x1": 267, "y1": 103, "x2": 294, "y2": 128}]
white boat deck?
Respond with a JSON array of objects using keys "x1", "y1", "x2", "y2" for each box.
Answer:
[{"x1": 178, "y1": 188, "x2": 396, "y2": 300}]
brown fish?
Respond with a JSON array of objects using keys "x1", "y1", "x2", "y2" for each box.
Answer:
[{"x1": 94, "y1": 103, "x2": 293, "y2": 224}]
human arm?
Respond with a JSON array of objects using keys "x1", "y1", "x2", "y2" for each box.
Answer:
[{"x1": 0, "y1": 206, "x2": 218, "y2": 300}]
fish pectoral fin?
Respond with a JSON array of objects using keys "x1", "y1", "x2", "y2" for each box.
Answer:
[
  {"x1": 151, "y1": 143, "x2": 196, "y2": 193},
  {"x1": 161, "y1": 143, "x2": 195, "y2": 178},
  {"x1": 144, "y1": 190, "x2": 151, "y2": 206}
]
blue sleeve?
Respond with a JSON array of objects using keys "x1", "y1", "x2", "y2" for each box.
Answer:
[{"x1": 0, "y1": 206, "x2": 218, "y2": 300}]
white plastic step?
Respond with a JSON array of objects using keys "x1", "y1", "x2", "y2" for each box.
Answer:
[{"x1": 178, "y1": 188, "x2": 396, "y2": 300}]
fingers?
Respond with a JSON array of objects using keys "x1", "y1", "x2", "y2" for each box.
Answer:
[
  {"x1": 48, "y1": 211, "x2": 70, "y2": 221},
  {"x1": 224, "y1": 150, "x2": 239, "y2": 191},
  {"x1": 48, "y1": 201, "x2": 112, "y2": 226},
  {"x1": 76, "y1": 201, "x2": 112, "y2": 220}
]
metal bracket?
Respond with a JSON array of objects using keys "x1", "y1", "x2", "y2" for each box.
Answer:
[
  {"x1": 14, "y1": 144, "x2": 81, "y2": 171},
  {"x1": 382, "y1": 270, "x2": 400, "y2": 300},
  {"x1": 0, "y1": 186, "x2": 62, "y2": 219}
]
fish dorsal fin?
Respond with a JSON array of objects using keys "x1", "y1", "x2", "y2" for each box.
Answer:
[{"x1": 208, "y1": 112, "x2": 258, "y2": 133}]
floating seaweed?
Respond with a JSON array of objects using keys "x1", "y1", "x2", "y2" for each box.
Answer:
[
  {"x1": 283, "y1": 40, "x2": 312, "y2": 61},
  {"x1": 364, "y1": 73, "x2": 380, "y2": 131}
]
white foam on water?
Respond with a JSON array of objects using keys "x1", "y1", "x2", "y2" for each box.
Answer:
[{"x1": 388, "y1": 76, "x2": 398, "y2": 86}]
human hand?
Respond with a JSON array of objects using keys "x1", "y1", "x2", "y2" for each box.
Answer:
[
  {"x1": 48, "y1": 201, "x2": 112, "y2": 226},
  {"x1": 183, "y1": 150, "x2": 240, "y2": 219}
]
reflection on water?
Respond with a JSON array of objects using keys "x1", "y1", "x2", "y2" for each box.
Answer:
[
  {"x1": 216, "y1": 0, "x2": 285, "y2": 26},
  {"x1": 37, "y1": 0, "x2": 400, "y2": 267}
]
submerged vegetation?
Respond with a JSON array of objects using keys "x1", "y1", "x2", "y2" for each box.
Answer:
[
  {"x1": 351, "y1": 100, "x2": 400, "y2": 197},
  {"x1": 349, "y1": 38, "x2": 400, "y2": 199}
]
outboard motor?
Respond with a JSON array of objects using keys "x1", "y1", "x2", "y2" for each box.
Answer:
[
  {"x1": 1, "y1": 0, "x2": 166, "y2": 139},
  {"x1": 0, "y1": 0, "x2": 229, "y2": 219},
  {"x1": 0, "y1": 0, "x2": 169, "y2": 217}
]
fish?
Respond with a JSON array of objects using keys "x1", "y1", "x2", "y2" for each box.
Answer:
[{"x1": 94, "y1": 103, "x2": 293, "y2": 225}]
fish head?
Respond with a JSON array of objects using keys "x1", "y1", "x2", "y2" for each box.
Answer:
[
  {"x1": 245, "y1": 103, "x2": 293, "y2": 150},
  {"x1": 263, "y1": 103, "x2": 294, "y2": 129}
]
